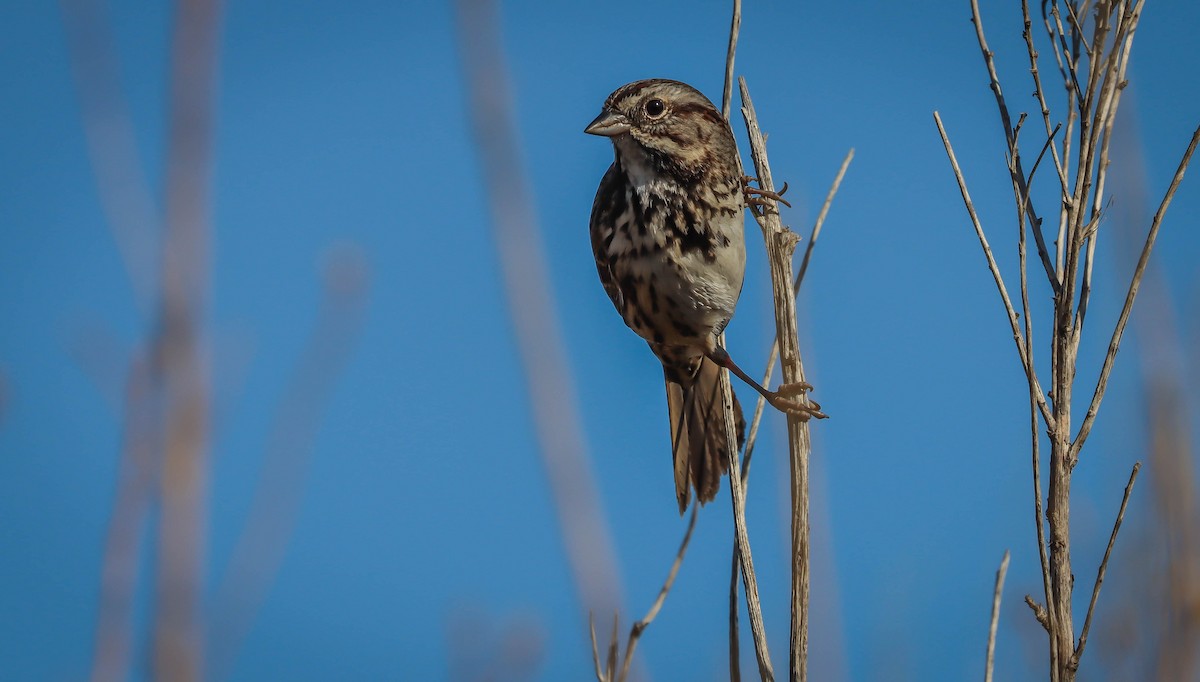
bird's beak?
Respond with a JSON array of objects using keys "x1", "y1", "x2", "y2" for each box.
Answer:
[{"x1": 584, "y1": 109, "x2": 630, "y2": 137}]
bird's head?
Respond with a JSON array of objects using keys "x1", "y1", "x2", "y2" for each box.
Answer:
[{"x1": 585, "y1": 79, "x2": 737, "y2": 181}]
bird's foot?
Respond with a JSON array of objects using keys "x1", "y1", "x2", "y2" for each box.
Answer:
[
  {"x1": 766, "y1": 382, "x2": 827, "y2": 420},
  {"x1": 742, "y1": 176, "x2": 792, "y2": 214}
]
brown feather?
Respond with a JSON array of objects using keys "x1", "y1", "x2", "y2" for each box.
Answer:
[{"x1": 665, "y1": 358, "x2": 744, "y2": 515}]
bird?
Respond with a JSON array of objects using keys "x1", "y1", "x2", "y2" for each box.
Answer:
[{"x1": 585, "y1": 78, "x2": 823, "y2": 514}]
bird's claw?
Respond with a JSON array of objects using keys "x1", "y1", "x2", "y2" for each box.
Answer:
[
  {"x1": 767, "y1": 382, "x2": 827, "y2": 420},
  {"x1": 776, "y1": 380, "x2": 814, "y2": 396},
  {"x1": 742, "y1": 176, "x2": 792, "y2": 209}
]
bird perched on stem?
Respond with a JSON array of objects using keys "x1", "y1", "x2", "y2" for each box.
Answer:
[{"x1": 586, "y1": 78, "x2": 823, "y2": 514}]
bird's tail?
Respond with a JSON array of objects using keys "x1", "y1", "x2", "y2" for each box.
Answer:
[{"x1": 665, "y1": 358, "x2": 745, "y2": 515}]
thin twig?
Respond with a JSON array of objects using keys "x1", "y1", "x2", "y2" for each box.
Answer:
[
  {"x1": 608, "y1": 614, "x2": 618, "y2": 680},
  {"x1": 455, "y1": 0, "x2": 628, "y2": 663},
  {"x1": 206, "y1": 248, "x2": 370, "y2": 681},
  {"x1": 721, "y1": 0, "x2": 741, "y2": 121},
  {"x1": 718, "y1": 357, "x2": 775, "y2": 681},
  {"x1": 969, "y1": 0, "x2": 1060, "y2": 292},
  {"x1": 1071, "y1": 124, "x2": 1200, "y2": 460},
  {"x1": 90, "y1": 356, "x2": 157, "y2": 682},
  {"x1": 741, "y1": 148, "x2": 854, "y2": 472},
  {"x1": 618, "y1": 505, "x2": 699, "y2": 681},
  {"x1": 720, "y1": 9, "x2": 773, "y2": 680},
  {"x1": 729, "y1": 544, "x2": 742, "y2": 682},
  {"x1": 59, "y1": 0, "x2": 161, "y2": 317},
  {"x1": 1073, "y1": 461, "x2": 1141, "y2": 667},
  {"x1": 985, "y1": 550, "x2": 1012, "y2": 682},
  {"x1": 932, "y1": 111, "x2": 1055, "y2": 430},
  {"x1": 1025, "y1": 594, "x2": 1050, "y2": 630},
  {"x1": 1018, "y1": 108, "x2": 1057, "y2": 667},
  {"x1": 589, "y1": 614, "x2": 605, "y2": 682}
]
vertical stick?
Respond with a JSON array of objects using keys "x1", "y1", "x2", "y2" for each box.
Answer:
[
  {"x1": 739, "y1": 77, "x2": 818, "y2": 682},
  {"x1": 454, "y1": 0, "x2": 628, "y2": 660},
  {"x1": 985, "y1": 551, "x2": 1011, "y2": 682},
  {"x1": 153, "y1": 1, "x2": 223, "y2": 679}
]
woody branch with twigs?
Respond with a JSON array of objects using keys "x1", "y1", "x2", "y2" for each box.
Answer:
[{"x1": 934, "y1": 0, "x2": 1200, "y2": 679}]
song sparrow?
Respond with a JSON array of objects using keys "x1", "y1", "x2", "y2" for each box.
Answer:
[{"x1": 586, "y1": 79, "x2": 821, "y2": 514}]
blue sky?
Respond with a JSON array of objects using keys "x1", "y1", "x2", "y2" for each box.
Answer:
[{"x1": 1, "y1": 1, "x2": 1198, "y2": 680}]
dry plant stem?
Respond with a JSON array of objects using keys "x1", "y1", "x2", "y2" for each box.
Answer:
[
  {"x1": 153, "y1": 1, "x2": 223, "y2": 679},
  {"x1": 1073, "y1": 462, "x2": 1140, "y2": 668},
  {"x1": 985, "y1": 550, "x2": 1012, "y2": 682},
  {"x1": 206, "y1": 252, "x2": 369, "y2": 681},
  {"x1": 968, "y1": 0, "x2": 1059, "y2": 293},
  {"x1": 719, "y1": 354, "x2": 776, "y2": 681},
  {"x1": 718, "y1": 9, "x2": 771, "y2": 680},
  {"x1": 1025, "y1": 594, "x2": 1050, "y2": 629},
  {"x1": 1071, "y1": 125, "x2": 1200, "y2": 460},
  {"x1": 740, "y1": 77, "x2": 818, "y2": 682},
  {"x1": 721, "y1": 0, "x2": 741, "y2": 121},
  {"x1": 727, "y1": 149, "x2": 852, "y2": 677},
  {"x1": 616, "y1": 505, "x2": 699, "y2": 682},
  {"x1": 1125, "y1": 187, "x2": 1200, "y2": 678},
  {"x1": 742, "y1": 148, "x2": 853, "y2": 476},
  {"x1": 60, "y1": 0, "x2": 160, "y2": 316},
  {"x1": 454, "y1": 0, "x2": 628, "y2": 660},
  {"x1": 932, "y1": 112, "x2": 1055, "y2": 431},
  {"x1": 1016, "y1": 105, "x2": 1056, "y2": 658},
  {"x1": 1021, "y1": 0, "x2": 1070, "y2": 195},
  {"x1": 951, "y1": 3, "x2": 1197, "y2": 680},
  {"x1": 91, "y1": 358, "x2": 156, "y2": 682},
  {"x1": 729, "y1": 547, "x2": 742, "y2": 682},
  {"x1": 589, "y1": 615, "x2": 604, "y2": 682}
]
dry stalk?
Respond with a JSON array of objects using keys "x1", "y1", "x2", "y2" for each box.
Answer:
[
  {"x1": 719, "y1": 356, "x2": 775, "y2": 681},
  {"x1": 938, "y1": 1, "x2": 1198, "y2": 679},
  {"x1": 721, "y1": 0, "x2": 741, "y2": 121},
  {"x1": 716, "y1": 3, "x2": 774, "y2": 679},
  {"x1": 152, "y1": 1, "x2": 224, "y2": 679},
  {"x1": 1118, "y1": 156, "x2": 1200, "y2": 677},
  {"x1": 59, "y1": 2, "x2": 168, "y2": 677},
  {"x1": 454, "y1": 0, "x2": 628, "y2": 663},
  {"x1": 741, "y1": 149, "x2": 854, "y2": 469},
  {"x1": 1074, "y1": 462, "x2": 1140, "y2": 667},
  {"x1": 729, "y1": 148, "x2": 851, "y2": 682},
  {"x1": 59, "y1": 0, "x2": 161, "y2": 316},
  {"x1": 90, "y1": 357, "x2": 157, "y2": 682},
  {"x1": 985, "y1": 550, "x2": 1011, "y2": 682},
  {"x1": 206, "y1": 249, "x2": 370, "y2": 680},
  {"x1": 589, "y1": 506, "x2": 700, "y2": 682},
  {"x1": 739, "y1": 77, "x2": 822, "y2": 682}
]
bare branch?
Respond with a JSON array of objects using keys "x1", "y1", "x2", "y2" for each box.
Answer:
[
  {"x1": 206, "y1": 247, "x2": 370, "y2": 681},
  {"x1": 589, "y1": 613, "x2": 605, "y2": 682},
  {"x1": 721, "y1": 0, "x2": 741, "y2": 121},
  {"x1": 1025, "y1": 595, "x2": 1050, "y2": 631},
  {"x1": 90, "y1": 356, "x2": 157, "y2": 682},
  {"x1": 1072, "y1": 124, "x2": 1200, "y2": 460},
  {"x1": 1073, "y1": 461, "x2": 1141, "y2": 667},
  {"x1": 985, "y1": 550, "x2": 1012, "y2": 682},
  {"x1": 968, "y1": 0, "x2": 1061, "y2": 291},
  {"x1": 741, "y1": 148, "x2": 854, "y2": 474},
  {"x1": 59, "y1": 0, "x2": 161, "y2": 316},
  {"x1": 933, "y1": 111, "x2": 1055, "y2": 430},
  {"x1": 618, "y1": 505, "x2": 699, "y2": 681},
  {"x1": 718, "y1": 357, "x2": 775, "y2": 681}
]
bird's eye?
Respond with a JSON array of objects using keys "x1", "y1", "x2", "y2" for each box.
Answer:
[{"x1": 644, "y1": 99, "x2": 666, "y2": 118}]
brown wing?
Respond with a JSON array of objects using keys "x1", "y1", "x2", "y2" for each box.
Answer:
[{"x1": 589, "y1": 163, "x2": 628, "y2": 315}]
